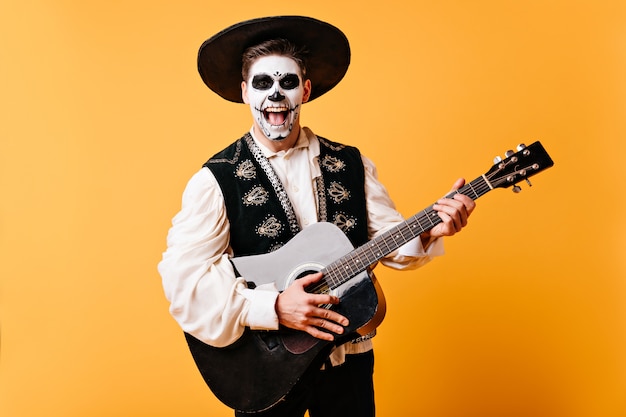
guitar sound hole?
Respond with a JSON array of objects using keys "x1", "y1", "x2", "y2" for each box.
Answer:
[
  {"x1": 304, "y1": 282, "x2": 330, "y2": 298},
  {"x1": 296, "y1": 269, "x2": 327, "y2": 296},
  {"x1": 296, "y1": 270, "x2": 317, "y2": 280}
]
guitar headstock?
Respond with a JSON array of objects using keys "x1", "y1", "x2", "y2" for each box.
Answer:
[{"x1": 484, "y1": 141, "x2": 554, "y2": 191}]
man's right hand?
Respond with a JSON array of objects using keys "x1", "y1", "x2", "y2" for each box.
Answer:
[{"x1": 275, "y1": 272, "x2": 349, "y2": 341}]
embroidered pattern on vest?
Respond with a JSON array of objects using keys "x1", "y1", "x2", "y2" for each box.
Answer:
[
  {"x1": 318, "y1": 137, "x2": 345, "y2": 151},
  {"x1": 235, "y1": 160, "x2": 257, "y2": 180},
  {"x1": 317, "y1": 137, "x2": 367, "y2": 242},
  {"x1": 328, "y1": 181, "x2": 351, "y2": 204},
  {"x1": 268, "y1": 242, "x2": 285, "y2": 253},
  {"x1": 256, "y1": 215, "x2": 282, "y2": 238},
  {"x1": 333, "y1": 212, "x2": 357, "y2": 233},
  {"x1": 243, "y1": 186, "x2": 269, "y2": 206},
  {"x1": 244, "y1": 134, "x2": 300, "y2": 237},
  {"x1": 208, "y1": 140, "x2": 242, "y2": 165},
  {"x1": 321, "y1": 155, "x2": 346, "y2": 172},
  {"x1": 315, "y1": 176, "x2": 328, "y2": 222}
]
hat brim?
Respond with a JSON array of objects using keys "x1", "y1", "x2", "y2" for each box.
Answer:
[{"x1": 198, "y1": 16, "x2": 350, "y2": 103}]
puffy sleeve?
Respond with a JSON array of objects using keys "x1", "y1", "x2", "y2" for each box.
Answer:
[{"x1": 158, "y1": 168, "x2": 279, "y2": 347}]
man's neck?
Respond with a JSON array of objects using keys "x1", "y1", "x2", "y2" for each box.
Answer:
[{"x1": 252, "y1": 125, "x2": 301, "y2": 153}]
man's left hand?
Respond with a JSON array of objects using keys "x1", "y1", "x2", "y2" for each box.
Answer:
[{"x1": 428, "y1": 178, "x2": 476, "y2": 239}]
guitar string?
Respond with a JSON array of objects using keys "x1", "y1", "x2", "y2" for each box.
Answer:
[
  {"x1": 311, "y1": 182, "x2": 484, "y2": 293},
  {"x1": 321, "y1": 179, "x2": 491, "y2": 289},
  {"x1": 308, "y1": 160, "x2": 526, "y2": 293}
]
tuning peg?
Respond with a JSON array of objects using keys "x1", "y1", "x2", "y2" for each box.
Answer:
[
  {"x1": 512, "y1": 185, "x2": 522, "y2": 193},
  {"x1": 493, "y1": 156, "x2": 502, "y2": 164},
  {"x1": 517, "y1": 143, "x2": 526, "y2": 151},
  {"x1": 505, "y1": 150, "x2": 515, "y2": 158}
]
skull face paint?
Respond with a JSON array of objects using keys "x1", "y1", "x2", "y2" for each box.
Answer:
[{"x1": 243, "y1": 55, "x2": 308, "y2": 141}]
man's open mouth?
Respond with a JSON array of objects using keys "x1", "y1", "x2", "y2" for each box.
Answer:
[{"x1": 263, "y1": 106, "x2": 290, "y2": 126}]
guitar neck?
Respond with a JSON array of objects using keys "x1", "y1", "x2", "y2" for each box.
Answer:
[{"x1": 321, "y1": 175, "x2": 493, "y2": 289}]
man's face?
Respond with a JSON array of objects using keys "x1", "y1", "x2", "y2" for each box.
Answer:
[{"x1": 242, "y1": 55, "x2": 310, "y2": 141}]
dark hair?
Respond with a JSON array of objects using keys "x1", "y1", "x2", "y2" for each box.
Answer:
[{"x1": 241, "y1": 38, "x2": 308, "y2": 81}]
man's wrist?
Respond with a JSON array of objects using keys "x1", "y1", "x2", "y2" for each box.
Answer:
[{"x1": 420, "y1": 232, "x2": 435, "y2": 249}]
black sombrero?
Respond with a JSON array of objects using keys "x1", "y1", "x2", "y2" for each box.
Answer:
[{"x1": 198, "y1": 16, "x2": 350, "y2": 103}]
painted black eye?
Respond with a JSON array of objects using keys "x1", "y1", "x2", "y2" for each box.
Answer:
[
  {"x1": 279, "y1": 74, "x2": 300, "y2": 90},
  {"x1": 251, "y1": 74, "x2": 274, "y2": 90}
]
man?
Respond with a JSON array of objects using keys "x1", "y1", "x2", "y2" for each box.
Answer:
[{"x1": 159, "y1": 16, "x2": 475, "y2": 417}]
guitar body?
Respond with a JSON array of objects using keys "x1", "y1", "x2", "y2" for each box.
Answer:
[{"x1": 185, "y1": 222, "x2": 386, "y2": 412}]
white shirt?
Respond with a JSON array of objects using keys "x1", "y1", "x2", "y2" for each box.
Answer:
[{"x1": 158, "y1": 127, "x2": 444, "y2": 360}]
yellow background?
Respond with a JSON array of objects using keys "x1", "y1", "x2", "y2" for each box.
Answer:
[{"x1": 1, "y1": 1, "x2": 625, "y2": 416}]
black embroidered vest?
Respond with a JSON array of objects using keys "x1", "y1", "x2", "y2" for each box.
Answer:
[{"x1": 204, "y1": 133, "x2": 369, "y2": 257}]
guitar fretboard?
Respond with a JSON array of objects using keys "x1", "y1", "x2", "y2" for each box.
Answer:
[{"x1": 321, "y1": 175, "x2": 492, "y2": 290}]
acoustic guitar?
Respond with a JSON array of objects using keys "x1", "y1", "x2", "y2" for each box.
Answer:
[{"x1": 184, "y1": 141, "x2": 554, "y2": 412}]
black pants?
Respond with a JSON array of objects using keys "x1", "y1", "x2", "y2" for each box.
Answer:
[{"x1": 235, "y1": 350, "x2": 375, "y2": 417}]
